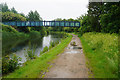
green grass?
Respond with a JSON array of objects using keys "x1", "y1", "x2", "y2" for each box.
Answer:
[
  {"x1": 79, "y1": 32, "x2": 118, "y2": 78},
  {"x1": 4, "y1": 34, "x2": 72, "y2": 78}
]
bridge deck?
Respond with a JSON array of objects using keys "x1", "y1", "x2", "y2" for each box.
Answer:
[{"x1": 2, "y1": 21, "x2": 80, "y2": 27}]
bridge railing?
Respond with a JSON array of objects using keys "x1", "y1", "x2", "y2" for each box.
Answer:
[{"x1": 2, "y1": 21, "x2": 80, "y2": 27}]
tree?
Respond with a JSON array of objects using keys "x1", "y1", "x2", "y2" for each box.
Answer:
[
  {"x1": 19, "y1": 13, "x2": 26, "y2": 17},
  {"x1": 26, "y1": 10, "x2": 43, "y2": 31},
  {"x1": 53, "y1": 18, "x2": 62, "y2": 21},
  {"x1": 87, "y1": 2, "x2": 103, "y2": 32},
  {"x1": 100, "y1": 2, "x2": 120, "y2": 33},
  {"x1": 26, "y1": 11, "x2": 34, "y2": 21},
  {"x1": 0, "y1": 3, "x2": 10, "y2": 12},
  {"x1": 67, "y1": 18, "x2": 74, "y2": 21},
  {"x1": 79, "y1": 2, "x2": 120, "y2": 34},
  {"x1": 26, "y1": 10, "x2": 42, "y2": 21},
  {"x1": 10, "y1": 7, "x2": 17, "y2": 13},
  {"x1": 34, "y1": 10, "x2": 42, "y2": 21}
]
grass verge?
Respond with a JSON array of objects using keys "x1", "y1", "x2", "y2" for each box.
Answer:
[
  {"x1": 4, "y1": 34, "x2": 72, "y2": 78},
  {"x1": 79, "y1": 32, "x2": 118, "y2": 78}
]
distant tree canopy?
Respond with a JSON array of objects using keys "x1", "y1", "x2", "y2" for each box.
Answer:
[
  {"x1": 53, "y1": 18, "x2": 63, "y2": 21},
  {"x1": 0, "y1": 3, "x2": 43, "y2": 22},
  {"x1": 78, "y1": 2, "x2": 120, "y2": 34},
  {"x1": 53, "y1": 18, "x2": 78, "y2": 22},
  {"x1": 1, "y1": 3, "x2": 44, "y2": 33},
  {"x1": 10, "y1": 7, "x2": 18, "y2": 13},
  {"x1": 26, "y1": 10, "x2": 42, "y2": 21},
  {"x1": 0, "y1": 3, "x2": 10, "y2": 12},
  {"x1": 0, "y1": 3, "x2": 26, "y2": 22}
]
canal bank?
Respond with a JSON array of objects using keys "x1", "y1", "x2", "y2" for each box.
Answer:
[{"x1": 3, "y1": 34, "x2": 72, "y2": 78}]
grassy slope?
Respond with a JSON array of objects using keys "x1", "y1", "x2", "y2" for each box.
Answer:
[
  {"x1": 4, "y1": 34, "x2": 72, "y2": 78},
  {"x1": 79, "y1": 32, "x2": 118, "y2": 78}
]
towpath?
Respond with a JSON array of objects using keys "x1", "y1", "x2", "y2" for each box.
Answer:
[{"x1": 44, "y1": 34, "x2": 88, "y2": 78}]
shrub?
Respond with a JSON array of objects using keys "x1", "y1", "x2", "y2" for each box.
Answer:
[
  {"x1": 55, "y1": 41, "x2": 59, "y2": 45},
  {"x1": 2, "y1": 24, "x2": 18, "y2": 33},
  {"x1": 2, "y1": 54, "x2": 21, "y2": 74},
  {"x1": 25, "y1": 45, "x2": 36, "y2": 60},
  {"x1": 2, "y1": 12, "x2": 26, "y2": 22},
  {"x1": 50, "y1": 41, "x2": 55, "y2": 47},
  {"x1": 42, "y1": 46, "x2": 48, "y2": 53},
  {"x1": 49, "y1": 41, "x2": 59, "y2": 50}
]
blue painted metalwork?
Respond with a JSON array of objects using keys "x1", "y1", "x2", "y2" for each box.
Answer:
[{"x1": 2, "y1": 21, "x2": 80, "y2": 27}]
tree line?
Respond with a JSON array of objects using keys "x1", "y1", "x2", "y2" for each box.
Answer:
[
  {"x1": 1, "y1": 3, "x2": 43, "y2": 22},
  {"x1": 1, "y1": 2, "x2": 119, "y2": 34},
  {"x1": 78, "y1": 2, "x2": 120, "y2": 34},
  {"x1": 1, "y1": 3, "x2": 45, "y2": 33}
]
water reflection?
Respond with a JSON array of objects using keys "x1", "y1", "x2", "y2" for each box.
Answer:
[{"x1": 4, "y1": 34, "x2": 61, "y2": 63}]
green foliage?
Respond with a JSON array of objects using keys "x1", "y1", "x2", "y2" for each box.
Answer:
[
  {"x1": 50, "y1": 41, "x2": 55, "y2": 47},
  {"x1": 10, "y1": 7, "x2": 18, "y2": 13},
  {"x1": 100, "y1": 3, "x2": 120, "y2": 33},
  {"x1": 0, "y1": 3, "x2": 10, "y2": 12},
  {"x1": 54, "y1": 41, "x2": 59, "y2": 45},
  {"x1": 16, "y1": 27, "x2": 30, "y2": 33},
  {"x1": 49, "y1": 41, "x2": 59, "y2": 50},
  {"x1": 78, "y1": 2, "x2": 119, "y2": 34},
  {"x1": 42, "y1": 46, "x2": 48, "y2": 53},
  {"x1": 40, "y1": 46, "x2": 49, "y2": 55},
  {"x1": 28, "y1": 31, "x2": 42, "y2": 39},
  {"x1": 2, "y1": 24, "x2": 18, "y2": 33},
  {"x1": 63, "y1": 27, "x2": 74, "y2": 33},
  {"x1": 50, "y1": 32, "x2": 68, "y2": 38},
  {"x1": 26, "y1": 10, "x2": 42, "y2": 21},
  {"x1": 48, "y1": 41, "x2": 54, "y2": 50},
  {"x1": 2, "y1": 54, "x2": 21, "y2": 74},
  {"x1": 2, "y1": 12, "x2": 26, "y2": 22},
  {"x1": 80, "y1": 32, "x2": 118, "y2": 78},
  {"x1": 25, "y1": 47, "x2": 36, "y2": 60}
]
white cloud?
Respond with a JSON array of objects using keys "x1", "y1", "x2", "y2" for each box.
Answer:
[{"x1": 1, "y1": 0, "x2": 88, "y2": 20}]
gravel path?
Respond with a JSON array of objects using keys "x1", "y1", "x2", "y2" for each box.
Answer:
[{"x1": 44, "y1": 34, "x2": 88, "y2": 78}]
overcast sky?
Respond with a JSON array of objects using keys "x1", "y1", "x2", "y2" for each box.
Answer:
[{"x1": 1, "y1": 0, "x2": 89, "y2": 20}]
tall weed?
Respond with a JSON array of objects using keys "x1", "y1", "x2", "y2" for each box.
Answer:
[{"x1": 80, "y1": 32, "x2": 118, "y2": 78}]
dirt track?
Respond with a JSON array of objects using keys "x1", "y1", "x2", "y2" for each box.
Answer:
[{"x1": 44, "y1": 34, "x2": 88, "y2": 78}]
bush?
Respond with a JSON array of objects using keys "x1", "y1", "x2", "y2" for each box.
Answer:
[
  {"x1": 42, "y1": 46, "x2": 48, "y2": 53},
  {"x1": 26, "y1": 49, "x2": 36, "y2": 60},
  {"x1": 2, "y1": 54, "x2": 21, "y2": 74},
  {"x1": 50, "y1": 41, "x2": 55, "y2": 47},
  {"x1": 40, "y1": 46, "x2": 49, "y2": 55},
  {"x1": 2, "y1": 12, "x2": 26, "y2": 22},
  {"x1": 55, "y1": 41, "x2": 59, "y2": 45},
  {"x1": 49, "y1": 41, "x2": 59, "y2": 50},
  {"x1": 2, "y1": 24, "x2": 18, "y2": 33},
  {"x1": 25, "y1": 45, "x2": 36, "y2": 60}
]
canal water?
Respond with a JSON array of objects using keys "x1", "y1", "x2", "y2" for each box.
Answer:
[{"x1": 3, "y1": 34, "x2": 62, "y2": 63}]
